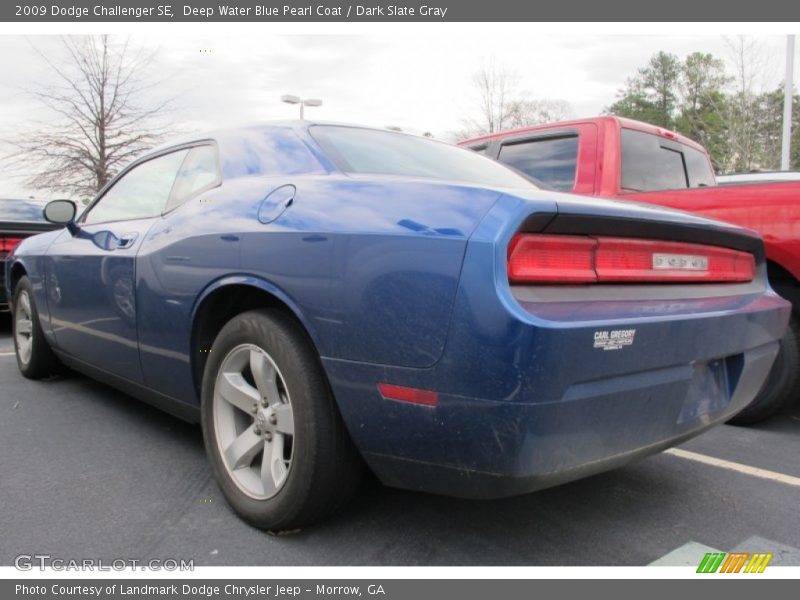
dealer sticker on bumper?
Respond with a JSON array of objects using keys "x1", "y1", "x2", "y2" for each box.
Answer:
[{"x1": 594, "y1": 329, "x2": 636, "y2": 351}]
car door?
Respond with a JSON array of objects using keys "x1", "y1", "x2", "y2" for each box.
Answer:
[{"x1": 45, "y1": 148, "x2": 190, "y2": 383}]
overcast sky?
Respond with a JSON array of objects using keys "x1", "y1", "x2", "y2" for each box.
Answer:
[{"x1": 0, "y1": 32, "x2": 795, "y2": 198}]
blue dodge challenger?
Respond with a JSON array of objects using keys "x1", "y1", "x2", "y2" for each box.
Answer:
[{"x1": 5, "y1": 122, "x2": 790, "y2": 530}]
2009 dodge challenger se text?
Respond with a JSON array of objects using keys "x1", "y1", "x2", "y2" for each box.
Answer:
[{"x1": 5, "y1": 123, "x2": 791, "y2": 530}]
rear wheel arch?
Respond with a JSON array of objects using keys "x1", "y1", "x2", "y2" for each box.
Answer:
[
  {"x1": 200, "y1": 307, "x2": 364, "y2": 529},
  {"x1": 190, "y1": 279, "x2": 323, "y2": 398},
  {"x1": 728, "y1": 259, "x2": 800, "y2": 425},
  {"x1": 8, "y1": 261, "x2": 28, "y2": 297},
  {"x1": 11, "y1": 275, "x2": 60, "y2": 378},
  {"x1": 766, "y1": 259, "x2": 799, "y2": 313}
]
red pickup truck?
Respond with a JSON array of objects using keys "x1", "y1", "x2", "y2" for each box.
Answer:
[{"x1": 461, "y1": 116, "x2": 800, "y2": 424}]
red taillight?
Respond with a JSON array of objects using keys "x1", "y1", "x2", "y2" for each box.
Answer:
[
  {"x1": 377, "y1": 383, "x2": 438, "y2": 407},
  {"x1": 508, "y1": 234, "x2": 597, "y2": 283},
  {"x1": 508, "y1": 234, "x2": 756, "y2": 284},
  {"x1": 0, "y1": 237, "x2": 24, "y2": 253}
]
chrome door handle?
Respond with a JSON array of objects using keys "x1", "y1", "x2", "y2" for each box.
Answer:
[{"x1": 116, "y1": 233, "x2": 138, "y2": 249}]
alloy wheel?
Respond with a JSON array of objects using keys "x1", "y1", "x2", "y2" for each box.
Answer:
[
  {"x1": 212, "y1": 344, "x2": 295, "y2": 499},
  {"x1": 14, "y1": 290, "x2": 34, "y2": 365}
]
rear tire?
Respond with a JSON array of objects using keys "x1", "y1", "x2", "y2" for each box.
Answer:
[
  {"x1": 201, "y1": 309, "x2": 363, "y2": 531},
  {"x1": 729, "y1": 313, "x2": 800, "y2": 425},
  {"x1": 12, "y1": 276, "x2": 60, "y2": 379}
]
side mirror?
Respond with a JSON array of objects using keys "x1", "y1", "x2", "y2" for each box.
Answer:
[{"x1": 43, "y1": 200, "x2": 79, "y2": 235}]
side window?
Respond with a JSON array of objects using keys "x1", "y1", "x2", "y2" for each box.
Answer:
[
  {"x1": 621, "y1": 129, "x2": 688, "y2": 192},
  {"x1": 165, "y1": 145, "x2": 220, "y2": 213},
  {"x1": 83, "y1": 150, "x2": 189, "y2": 225},
  {"x1": 497, "y1": 136, "x2": 579, "y2": 191}
]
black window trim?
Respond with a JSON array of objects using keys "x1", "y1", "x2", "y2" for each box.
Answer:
[{"x1": 78, "y1": 139, "x2": 222, "y2": 226}]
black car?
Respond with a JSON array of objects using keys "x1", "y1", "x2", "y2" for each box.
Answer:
[{"x1": 1, "y1": 198, "x2": 59, "y2": 311}]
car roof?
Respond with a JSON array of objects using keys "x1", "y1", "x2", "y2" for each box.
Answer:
[{"x1": 146, "y1": 120, "x2": 429, "y2": 155}]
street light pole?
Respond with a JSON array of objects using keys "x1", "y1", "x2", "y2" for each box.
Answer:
[
  {"x1": 781, "y1": 35, "x2": 795, "y2": 171},
  {"x1": 281, "y1": 94, "x2": 323, "y2": 120}
]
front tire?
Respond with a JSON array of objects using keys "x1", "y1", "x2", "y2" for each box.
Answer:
[
  {"x1": 729, "y1": 313, "x2": 800, "y2": 425},
  {"x1": 12, "y1": 276, "x2": 59, "y2": 379},
  {"x1": 201, "y1": 309, "x2": 362, "y2": 530}
]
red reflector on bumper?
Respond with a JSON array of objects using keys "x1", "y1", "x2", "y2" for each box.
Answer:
[
  {"x1": 378, "y1": 383, "x2": 438, "y2": 406},
  {"x1": 508, "y1": 234, "x2": 756, "y2": 284}
]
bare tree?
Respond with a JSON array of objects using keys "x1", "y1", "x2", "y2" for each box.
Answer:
[
  {"x1": 457, "y1": 60, "x2": 572, "y2": 139},
  {"x1": 506, "y1": 98, "x2": 572, "y2": 129},
  {"x1": 5, "y1": 35, "x2": 171, "y2": 199},
  {"x1": 722, "y1": 35, "x2": 778, "y2": 171},
  {"x1": 471, "y1": 61, "x2": 517, "y2": 134}
]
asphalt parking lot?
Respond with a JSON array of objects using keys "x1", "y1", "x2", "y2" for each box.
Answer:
[{"x1": 1, "y1": 315, "x2": 799, "y2": 567}]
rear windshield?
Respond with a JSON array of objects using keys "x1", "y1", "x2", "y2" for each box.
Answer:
[
  {"x1": 621, "y1": 128, "x2": 715, "y2": 192},
  {"x1": 310, "y1": 126, "x2": 534, "y2": 189}
]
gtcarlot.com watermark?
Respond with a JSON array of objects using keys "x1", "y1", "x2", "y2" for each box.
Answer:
[{"x1": 14, "y1": 554, "x2": 194, "y2": 571}]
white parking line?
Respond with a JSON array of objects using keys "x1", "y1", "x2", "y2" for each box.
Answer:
[
  {"x1": 0, "y1": 351, "x2": 15, "y2": 357},
  {"x1": 665, "y1": 448, "x2": 800, "y2": 487}
]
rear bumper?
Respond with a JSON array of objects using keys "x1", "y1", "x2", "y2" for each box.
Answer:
[
  {"x1": 362, "y1": 415, "x2": 745, "y2": 500},
  {"x1": 345, "y1": 341, "x2": 779, "y2": 499},
  {"x1": 326, "y1": 329, "x2": 781, "y2": 498}
]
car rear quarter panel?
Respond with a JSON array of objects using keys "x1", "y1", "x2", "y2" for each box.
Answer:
[{"x1": 135, "y1": 174, "x2": 512, "y2": 403}]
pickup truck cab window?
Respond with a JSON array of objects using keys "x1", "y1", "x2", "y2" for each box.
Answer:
[
  {"x1": 684, "y1": 144, "x2": 716, "y2": 188},
  {"x1": 621, "y1": 128, "x2": 714, "y2": 192},
  {"x1": 497, "y1": 135, "x2": 579, "y2": 192}
]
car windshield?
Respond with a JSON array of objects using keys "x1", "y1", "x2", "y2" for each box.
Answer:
[{"x1": 310, "y1": 126, "x2": 536, "y2": 189}]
